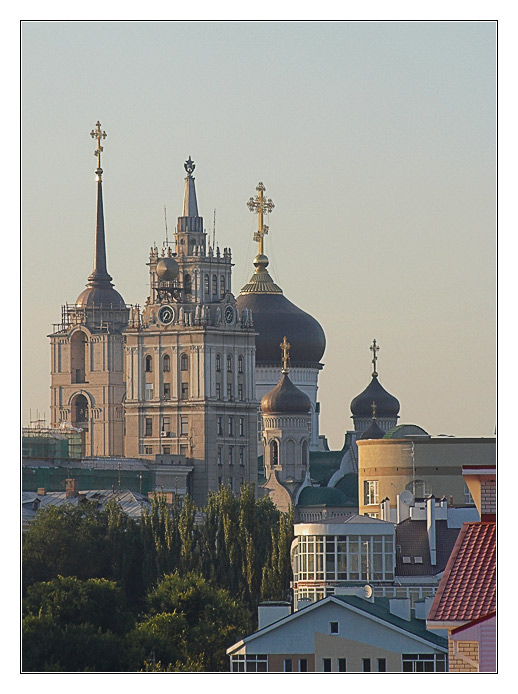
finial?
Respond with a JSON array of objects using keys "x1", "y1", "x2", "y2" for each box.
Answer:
[
  {"x1": 247, "y1": 182, "x2": 275, "y2": 256},
  {"x1": 371, "y1": 401, "x2": 377, "y2": 419},
  {"x1": 184, "y1": 156, "x2": 195, "y2": 176},
  {"x1": 90, "y1": 120, "x2": 107, "y2": 181},
  {"x1": 370, "y1": 338, "x2": 379, "y2": 377},
  {"x1": 280, "y1": 335, "x2": 291, "y2": 374}
]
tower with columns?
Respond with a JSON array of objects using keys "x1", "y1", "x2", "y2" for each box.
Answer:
[
  {"x1": 48, "y1": 122, "x2": 129, "y2": 457},
  {"x1": 123, "y1": 158, "x2": 258, "y2": 505}
]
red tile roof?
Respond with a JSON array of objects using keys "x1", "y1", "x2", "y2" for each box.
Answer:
[{"x1": 428, "y1": 522, "x2": 495, "y2": 623}]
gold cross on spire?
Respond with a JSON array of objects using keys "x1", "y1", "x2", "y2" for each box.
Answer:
[
  {"x1": 370, "y1": 338, "x2": 379, "y2": 377},
  {"x1": 371, "y1": 401, "x2": 377, "y2": 418},
  {"x1": 90, "y1": 121, "x2": 107, "y2": 180},
  {"x1": 280, "y1": 335, "x2": 291, "y2": 374},
  {"x1": 247, "y1": 182, "x2": 275, "y2": 255}
]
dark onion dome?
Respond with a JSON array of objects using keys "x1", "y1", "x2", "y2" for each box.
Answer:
[
  {"x1": 261, "y1": 372, "x2": 311, "y2": 415},
  {"x1": 76, "y1": 285, "x2": 126, "y2": 309},
  {"x1": 360, "y1": 418, "x2": 386, "y2": 440},
  {"x1": 297, "y1": 486, "x2": 353, "y2": 508},
  {"x1": 350, "y1": 375, "x2": 400, "y2": 418},
  {"x1": 237, "y1": 254, "x2": 325, "y2": 367}
]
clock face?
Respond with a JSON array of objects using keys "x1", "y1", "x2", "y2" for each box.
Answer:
[
  {"x1": 224, "y1": 305, "x2": 234, "y2": 325},
  {"x1": 158, "y1": 305, "x2": 175, "y2": 325}
]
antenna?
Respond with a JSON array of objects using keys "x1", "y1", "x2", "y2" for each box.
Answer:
[{"x1": 212, "y1": 209, "x2": 216, "y2": 249}]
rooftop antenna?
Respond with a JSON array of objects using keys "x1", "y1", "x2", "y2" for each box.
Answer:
[
  {"x1": 213, "y1": 208, "x2": 216, "y2": 250},
  {"x1": 164, "y1": 206, "x2": 169, "y2": 248}
]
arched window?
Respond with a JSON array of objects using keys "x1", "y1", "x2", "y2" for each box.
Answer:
[
  {"x1": 188, "y1": 240, "x2": 195, "y2": 256},
  {"x1": 212, "y1": 274, "x2": 217, "y2": 295},
  {"x1": 73, "y1": 394, "x2": 89, "y2": 425},
  {"x1": 145, "y1": 355, "x2": 152, "y2": 372},
  {"x1": 220, "y1": 274, "x2": 226, "y2": 297},
  {"x1": 181, "y1": 353, "x2": 189, "y2": 371},
  {"x1": 227, "y1": 354, "x2": 233, "y2": 372},
  {"x1": 216, "y1": 354, "x2": 221, "y2": 372},
  {"x1": 270, "y1": 440, "x2": 279, "y2": 467},
  {"x1": 71, "y1": 331, "x2": 87, "y2": 383},
  {"x1": 163, "y1": 354, "x2": 170, "y2": 372},
  {"x1": 238, "y1": 355, "x2": 243, "y2": 373},
  {"x1": 184, "y1": 274, "x2": 192, "y2": 294},
  {"x1": 204, "y1": 274, "x2": 210, "y2": 295},
  {"x1": 302, "y1": 440, "x2": 309, "y2": 467}
]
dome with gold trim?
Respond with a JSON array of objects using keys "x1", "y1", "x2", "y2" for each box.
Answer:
[{"x1": 261, "y1": 371, "x2": 312, "y2": 415}]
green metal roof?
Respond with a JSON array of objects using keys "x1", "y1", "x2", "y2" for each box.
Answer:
[
  {"x1": 297, "y1": 485, "x2": 354, "y2": 508},
  {"x1": 383, "y1": 424, "x2": 430, "y2": 439}
]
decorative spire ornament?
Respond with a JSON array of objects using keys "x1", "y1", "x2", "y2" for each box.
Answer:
[
  {"x1": 280, "y1": 335, "x2": 291, "y2": 374},
  {"x1": 247, "y1": 182, "x2": 275, "y2": 256},
  {"x1": 370, "y1": 339, "x2": 380, "y2": 377},
  {"x1": 90, "y1": 120, "x2": 107, "y2": 181}
]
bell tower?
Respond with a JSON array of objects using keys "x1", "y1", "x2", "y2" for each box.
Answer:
[
  {"x1": 123, "y1": 158, "x2": 258, "y2": 506},
  {"x1": 49, "y1": 121, "x2": 129, "y2": 456}
]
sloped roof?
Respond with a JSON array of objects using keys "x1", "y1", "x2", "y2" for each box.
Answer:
[
  {"x1": 396, "y1": 519, "x2": 461, "y2": 576},
  {"x1": 427, "y1": 522, "x2": 496, "y2": 623},
  {"x1": 297, "y1": 486, "x2": 354, "y2": 508},
  {"x1": 309, "y1": 449, "x2": 344, "y2": 485},
  {"x1": 22, "y1": 489, "x2": 151, "y2": 522}
]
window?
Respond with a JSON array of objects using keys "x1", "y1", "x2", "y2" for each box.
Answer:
[
  {"x1": 239, "y1": 447, "x2": 245, "y2": 466},
  {"x1": 163, "y1": 382, "x2": 171, "y2": 400},
  {"x1": 181, "y1": 382, "x2": 188, "y2": 399},
  {"x1": 145, "y1": 355, "x2": 152, "y2": 372},
  {"x1": 180, "y1": 416, "x2": 188, "y2": 436},
  {"x1": 216, "y1": 354, "x2": 221, "y2": 372},
  {"x1": 228, "y1": 417, "x2": 234, "y2": 436},
  {"x1": 227, "y1": 354, "x2": 232, "y2": 372},
  {"x1": 338, "y1": 658, "x2": 346, "y2": 672},
  {"x1": 220, "y1": 274, "x2": 225, "y2": 297},
  {"x1": 216, "y1": 383, "x2": 221, "y2": 400},
  {"x1": 377, "y1": 658, "x2": 386, "y2": 672},
  {"x1": 162, "y1": 416, "x2": 170, "y2": 434},
  {"x1": 238, "y1": 384, "x2": 243, "y2": 401},
  {"x1": 218, "y1": 446, "x2": 223, "y2": 466},
  {"x1": 402, "y1": 653, "x2": 446, "y2": 672},
  {"x1": 362, "y1": 658, "x2": 371, "y2": 672},
  {"x1": 204, "y1": 274, "x2": 209, "y2": 295},
  {"x1": 145, "y1": 446, "x2": 153, "y2": 455},
  {"x1": 364, "y1": 480, "x2": 379, "y2": 506},
  {"x1": 228, "y1": 446, "x2": 234, "y2": 466},
  {"x1": 464, "y1": 482, "x2": 475, "y2": 505},
  {"x1": 322, "y1": 658, "x2": 332, "y2": 672},
  {"x1": 162, "y1": 446, "x2": 170, "y2": 454},
  {"x1": 228, "y1": 476, "x2": 233, "y2": 491},
  {"x1": 330, "y1": 621, "x2": 339, "y2": 634},
  {"x1": 239, "y1": 417, "x2": 245, "y2": 436},
  {"x1": 145, "y1": 383, "x2": 153, "y2": 401},
  {"x1": 227, "y1": 383, "x2": 233, "y2": 400},
  {"x1": 145, "y1": 418, "x2": 152, "y2": 437},
  {"x1": 283, "y1": 659, "x2": 292, "y2": 673},
  {"x1": 270, "y1": 440, "x2": 279, "y2": 466},
  {"x1": 238, "y1": 355, "x2": 243, "y2": 373},
  {"x1": 180, "y1": 353, "x2": 189, "y2": 371},
  {"x1": 184, "y1": 273, "x2": 191, "y2": 293},
  {"x1": 217, "y1": 416, "x2": 223, "y2": 436},
  {"x1": 231, "y1": 654, "x2": 267, "y2": 673},
  {"x1": 298, "y1": 659, "x2": 308, "y2": 672},
  {"x1": 163, "y1": 354, "x2": 170, "y2": 372},
  {"x1": 212, "y1": 274, "x2": 217, "y2": 296}
]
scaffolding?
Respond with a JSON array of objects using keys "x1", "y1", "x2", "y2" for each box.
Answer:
[{"x1": 22, "y1": 424, "x2": 83, "y2": 460}]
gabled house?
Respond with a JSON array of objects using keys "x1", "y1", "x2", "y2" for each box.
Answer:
[
  {"x1": 427, "y1": 465, "x2": 496, "y2": 672},
  {"x1": 227, "y1": 594, "x2": 447, "y2": 673}
]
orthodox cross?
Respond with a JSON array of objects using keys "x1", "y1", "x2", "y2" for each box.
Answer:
[
  {"x1": 90, "y1": 121, "x2": 107, "y2": 180},
  {"x1": 247, "y1": 182, "x2": 275, "y2": 255},
  {"x1": 280, "y1": 335, "x2": 291, "y2": 373},
  {"x1": 370, "y1": 339, "x2": 379, "y2": 377},
  {"x1": 184, "y1": 156, "x2": 195, "y2": 175},
  {"x1": 371, "y1": 401, "x2": 377, "y2": 419}
]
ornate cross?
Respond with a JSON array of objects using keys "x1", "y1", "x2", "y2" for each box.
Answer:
[
  {"x1": 370, "y1": 338, "x2": 379, "y2": 377},
  {"x1": 280, "y1": 335, "x2": 291, "y2": 373},
  {"x1": 90, "y1": 121, "x2": 107, "y2": 180},
  {"x1": 247, "y1": 182, "x2": 275, "y2": 255}
]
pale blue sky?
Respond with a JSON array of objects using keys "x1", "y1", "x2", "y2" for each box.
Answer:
[{"x1": 22, "y1": 21, "x2": 496, "y2": 448}]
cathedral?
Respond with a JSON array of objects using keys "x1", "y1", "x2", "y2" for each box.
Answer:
[{"x1": 48, "y1": 122, "x2": 403, "y2": 510}]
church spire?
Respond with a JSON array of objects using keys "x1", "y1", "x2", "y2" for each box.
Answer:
[
  {"x1": 182, "y1": 156, "x2": 199, "y2": 217},
  {"x1": 87, "y1": 121, "x2": 112, "y2": 287}
]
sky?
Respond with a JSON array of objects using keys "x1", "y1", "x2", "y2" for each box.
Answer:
[{"x1": 21, "y1": 21, "x2": 496, "y2": 450}]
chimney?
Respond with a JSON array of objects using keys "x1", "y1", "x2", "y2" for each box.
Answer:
[
  {"x1": 258, "y1": 602, "x2": 291, "y2": 629},
  {"x1": 65, "y1": 478, "x2": 79, "y2": 498},
  {"x1": 380, "y1": 498, "x2": 390, "y2": 521},
  {"x1": 389, "y1": 598, "x2": 411, "y2": 621},
  {"x1": 426, "y1": 495, "x2": 437, "y2": 566},
  {"x1": 37, "y1": 487, "x2": 46, "y2": 496},
  {"x1": 397, "y1": 493, "x2": 411, "y2": 524}
]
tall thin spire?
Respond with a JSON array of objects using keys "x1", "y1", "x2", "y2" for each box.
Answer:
[
  {"x1": 182, "y1": 156, "x2": 199, "y2": 217},
  {"x1": 88, "y1": 121, "x2": 112, "y2": 286}
]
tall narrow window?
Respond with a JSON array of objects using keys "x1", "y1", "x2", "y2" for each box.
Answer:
[
  {"x1": 322, "y1": 659, "x2": 332, "y2": 672},
  {"x1": 181, "y1": 382, "x2": 188, "y2": 400},
  {"x1": 238, "y1": 384, "x2": 243, "y2": 401},
  {"x1": 239, "y1": 447, "x2": 245, "y2": 466},
  {"x1": 364, "y1": 480, "x2": 379, "y2": 505},
  {"x1": 145, "y1": 355, "x2": 152, "y2": 372},
  {"x1": 163, "y1": 383, "x2": 171, "y2": 400},
  {"x1": 216, "y1": 383, "x2": 221, "y2": 400},
  {"x1": 227, "y1": 383, "x2": 233, "y2": 400},
  {"x1": 145, "y1": 384, "x2": 153, "y2": 401},
  {"x1": 145, "y1": 418, "x2": 152, "y2": 437},
  {"x1": 338, "y1": 658, "x2": 346, "y2": 672},
  {"x1": 362, "y1": 658, "x2": 371, "y2": 672},
  {"x1": 377, "y1": 658, "x2": 386, "y2": 672},
  {"x1": 184, "y1": 274, "x2": 191, "y2": 293},
  {"x1": 228, "y1": 417, "x2": 234, "y2": 436},
  {"x1": 216, "y1": 354, "x2": 221, "y2": 372},
  {"x1": 239, "y1": 417, "x2": 245, "y2": 437},
  {"x1": 238, "y1": 355, "x2": 243, "y2": 373},
  {"x1": 180, "y1": 353, "x2": 189, "y2": 371},
  {"x1": 162, "y1": 416, "x2": 170, "y2": 434},
  {"x1": 220, "y1": 275, "x2": 225, "y2": 297},
  {"x1": 227, "y1": 354, "x2": 232, "y2": 372},
  {"x1": 212, "y1": 274, "x2": 217, "y2": 295},
  {"x1": 204, "y1": 274, "x2": 210, "y2": 295},
  {"x1": 217, "y1": 416, "x2": 223, "y2": 435},
  {"x1": 163, "y1": 354, "x2": 170, "y2": 372},
  {"x1": 283, "y1": 659, "x2": 292, "y2": 673},
  {"x1": 299, "y1": 659, "x2": 308, "y2": 673},
  {"x1": 270, "y1": 440, "x2": 279, "y2": 467},
  {"x1": 228, "y1": 446, "x2": 234, "y2": 466},
  {"x1": 180, "y1": 416, "x2": 188, "y2": 436}
]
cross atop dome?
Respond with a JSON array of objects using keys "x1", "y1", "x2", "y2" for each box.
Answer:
[
  {"x1": 90, "y1": 121, "x2": 107, "y2": 181},
  {"x1": 370, "y1": 338, "x2": 380, "y2": 377},
  {"x1": 280, "y1": 336, "x2": 291, "y2": 374},
  {"x1": 247, "y1": 182, "x2": 275, "y2": 256}
]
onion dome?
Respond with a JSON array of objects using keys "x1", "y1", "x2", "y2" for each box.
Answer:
[
  {"x1": 261, "y1": 372, "x2": 311, "y2": 415},
  {"x1": 237, "y1": 182, "x2": 325, "y2": 367},
  {"x1": 351, "y1": 340, "x2": 400, "y2": 419}
]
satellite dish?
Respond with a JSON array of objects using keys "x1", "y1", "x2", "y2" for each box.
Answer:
[
  {"x1": 399, "y1": 489, "x2": 414, "y2": 506},
  {"x1": 363, "y1": 585, "x2": 373, "y2": 599}
]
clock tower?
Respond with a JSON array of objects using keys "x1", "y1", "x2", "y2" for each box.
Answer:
[{"x1": 123, "y1": 158, "x2": 258, "y2": 505}]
